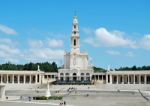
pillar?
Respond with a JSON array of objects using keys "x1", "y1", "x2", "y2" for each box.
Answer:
[
  {"x1": 117, "y1": 75, "x2": 119, "y2": 84},
  {"x1": 12, "y1": 74, "x2": 14, "y2": 84},
  {"x1": 122, "y1": 75, "x2": 124, "y2": 84},
  {"x1": 1, "y1": 74, "x2": 2, "y2": 84},
  {"x1": 64, "y1": 75, "x2": 65, "y2": 81},
  {"x1": 24, "y1": 75, "x2": 25, "y2": 84},
  {"x1": 139, "y1": 75, "x2": 141, "y2": 84},
  {"x1": 6, "y1": 74, "x2": 8, "y2": 84},
  {"x1": 0, "y1": 75, "x2": 1, "y2": 83},
  {"x1": 128, "y1": 75, "x2": 129, "y2": 84},
  {"x1": 30, "y1": 75, "x2": 31, "y2": 84},
  {"x1": 18, "y1": 75, "x2": 20, "y2": 84},
  {"x1": 106, "y1": 74, "x2": 108, "y2": 84},
  {"x1": 133, "y1": 74, "x2": 135, "y2": 84},
  {"x1": 110, "y1": 74, "x2": 112, "y2": 84},
  {"x1": 35, "y1": 75, "x2": 37, "y2": 83},
  {"x1": 144, "y1": 75, "x2": 146, "y2": 84}
]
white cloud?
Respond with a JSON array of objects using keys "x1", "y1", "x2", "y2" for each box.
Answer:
[
  {"x1": 28, "y1": 39, "x2": 43, "y2": 48},
  {"x1": 48, "y1": 39, "x2": 63, "y2": 48},
  {"x1": 0, "y1": 24, "x2": 17, "y2": 35},
  {"x1": 26, "y1": 48, "x2": 64, "y2": 62},
  {"x1": 0, "y1": 38, "x2": 21, "y2": 63},
  {"x1": 84, "y1": 27, "x2": 137, "y2": 48},
  {"x1": 140, "y1": 34, "x2": 150, "y2": 50},
  {"x1": 84, "y1": 37, "x2": 99, "y2": 47},
  {"x1": 106, "y1": 50, "x2": 121, "y2": 56},
  {"x1": 82, "y1": 28, "x2": 94, "y2": 35},
  {"x1": 0, "y1": 38, "x2": 64, "y2": 64},
  {"x1": 25, "y1": 39, "x2": 64, "y2": 63}
]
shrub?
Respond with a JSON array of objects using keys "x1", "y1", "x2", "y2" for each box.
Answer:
[{"x1": 33, "y1": 96, "x2": 63, "y2": 100}]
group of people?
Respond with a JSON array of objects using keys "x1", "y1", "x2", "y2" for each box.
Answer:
[
  {"x1": 59, "y1": 101, "x2": 66, "y2": 106},
  {"x1": 67, "y1": 87, "x2": 77, "y2": 93}
]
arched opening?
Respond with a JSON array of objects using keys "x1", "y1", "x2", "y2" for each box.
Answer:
[
  {"x1": 60, "y1": 73, "x2": 64, "y2": 76},
  {"x1": 73, "y1": 73, "x2": 77, "y2": 81},
  {"x1": 65, "y1": 73, "x2": 69, "y2": 82},
  {"x1": 74, "y1": 39, "x2": 76, "y2": 46}
]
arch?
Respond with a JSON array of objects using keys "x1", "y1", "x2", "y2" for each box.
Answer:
[
  {"x1": 60, "y1": 73, "x2": 64, "y2": 75},
  {"x1": 81, "y1": 73, "x2": 84, "y2": 76},
  {"x1": 74, "y1": 39, "x2": 76, "y2": 46},
  {"x1": 86, "y1": 73, "x2": 90, "y2": 76},
  {"x1": 73, "y1": 73, "x2": 77, "y2": 76},
  {"x1": 73, "y1": 73, "x2": 77, "y2": 81},
  {"x1": 65, "y1": 73, "x2": 69, "y2": 76}
]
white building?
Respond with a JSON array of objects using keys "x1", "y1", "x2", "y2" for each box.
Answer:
[{"x1": 58, "y1": 16, "x2": 94, "y2": 84}]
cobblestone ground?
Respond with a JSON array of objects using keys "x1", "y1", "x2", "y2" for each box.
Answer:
[{"x1": 1, "y1": 91, "x2": 150, "y2": 106}]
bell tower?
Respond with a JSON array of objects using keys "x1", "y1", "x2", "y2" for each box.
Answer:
[{"x1": 71, "y1": 16, "x2": 80, "y2": 54}]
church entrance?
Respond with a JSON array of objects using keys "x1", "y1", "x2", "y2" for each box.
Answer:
[
  {"x1": 73, "y1": 73, "x2": 77, "y2": 81},
  {"x1": 73, "y1": 77, "x2": 77, "y2": 81},
  {"x1": 66, "y1": 77, "x2": 69, "y2": 82}
]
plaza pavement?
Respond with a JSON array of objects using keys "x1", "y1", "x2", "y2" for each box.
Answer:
[{"x1": 1, "y1": 89, "x2": 150, "y2": 106}]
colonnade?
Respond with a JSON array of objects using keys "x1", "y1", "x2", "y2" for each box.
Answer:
[
  {"x1": 92, "y1": 75, "x2": 105, "y2": 80},
  {"x1": 0, "y1": 74, "x2": 40, "y2": 84},
  {"x1": 106, "y1": 74, "x2": 150, "y2": 84},
  {"x1": 58, "y1": 73, "x2": 92, "y2": 82}
]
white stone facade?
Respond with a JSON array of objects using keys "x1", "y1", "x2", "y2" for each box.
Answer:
[{"x1": 58, "y1": 16, "x2": 94, "y2": 83}]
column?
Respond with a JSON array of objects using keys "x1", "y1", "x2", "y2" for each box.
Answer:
[
  {"x1": 6, "y1": 74, "x2": 8, "y2": 84},
  {"x1": 39, "y1": 75, "x2": 41, "y2": 83},
  {"x1": 1, "y1": 74, "x2": 3, "y2": 83},
  {"x1": 64, "y1": 75, "x2": 65, "y2": 81},
  {"x1": 106, "y1": 74, "x2": 108, "y2": 84},
  {"x1": 110, "y1": 74, "x2": 112, "y2": 84},
  {"x1": 128, "y1": 75, "x2": 129, "y2": 84},
  {"x1": 139, "y1": 75, "x2": 141, "y2": 84},
  {"x1": 122, "y1": 75, "x2": 124, "y2": 84},
  {"x1": 117, "y1": 75, "x2": 119, "y2": 84},
  {"x1": 0, "y1": 74, "x2": 1, "y2": 83},
  {"x1": 12, "y1": 74, "x2": 14, "y2": 83},
  {"x1": 24, "y1": 75, "x2": 25, "y2": 84},
  {"x1": 144, "y1": 75, "x2": 146, "y2": 84},
  {"x1": 35, "y1": 75, "x2": 37, "y2": 83},
  {"x1": 18, "y1": 75, "x2": 20, "y2": 84},
  {"x1": 30, "y1": 75, "x2": 31, "y2": 84},
  {"x1": 133, "y1": 74, "x2": 135, "y2": 84}
]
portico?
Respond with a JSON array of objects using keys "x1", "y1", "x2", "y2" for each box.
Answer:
[
  {"x1": 106, "y1": 71, "x2": 150, "y2": 84},
  {"x1": 0, "y1": 71, "x2": 44, "y2": 84}
]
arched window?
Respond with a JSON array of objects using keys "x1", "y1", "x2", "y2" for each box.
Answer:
[
  {"x1": 74, "y1": 39, "x2": 76, "y2": 46},
  {"x1": 74, "y1": 25, "x2": 76, "y2": 29},
  {"x1": 60, "y1": 73, "x2": 64, "y2": 75},
  {"x1": 86, "y1": 73, "x2": 90, "y2": 76},
  {"x1": 65, "y1": 73, "x2": 69, "y2": 76},
  {"x1": 81, "y1": 73, "x2": 84, "y2": 76},
  {"x1": 74, "y1": 31, "x2": 76, "y2": 34},
  {"x1": 73, "y1": 73, "x2": 77, "y2": 76}
]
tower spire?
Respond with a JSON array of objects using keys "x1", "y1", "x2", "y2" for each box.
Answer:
[{"x1": 71, "y1": 15, "x2": 80, "y2": 53}]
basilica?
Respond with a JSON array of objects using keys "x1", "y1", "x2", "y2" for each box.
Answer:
[{"x1": 58, "y1": 16, "x2": 94, "y2": 84}]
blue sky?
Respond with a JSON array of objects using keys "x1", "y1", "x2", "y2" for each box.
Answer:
[{"x1": 0, "y1": 0, "x2": 150, "y2": 69}]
